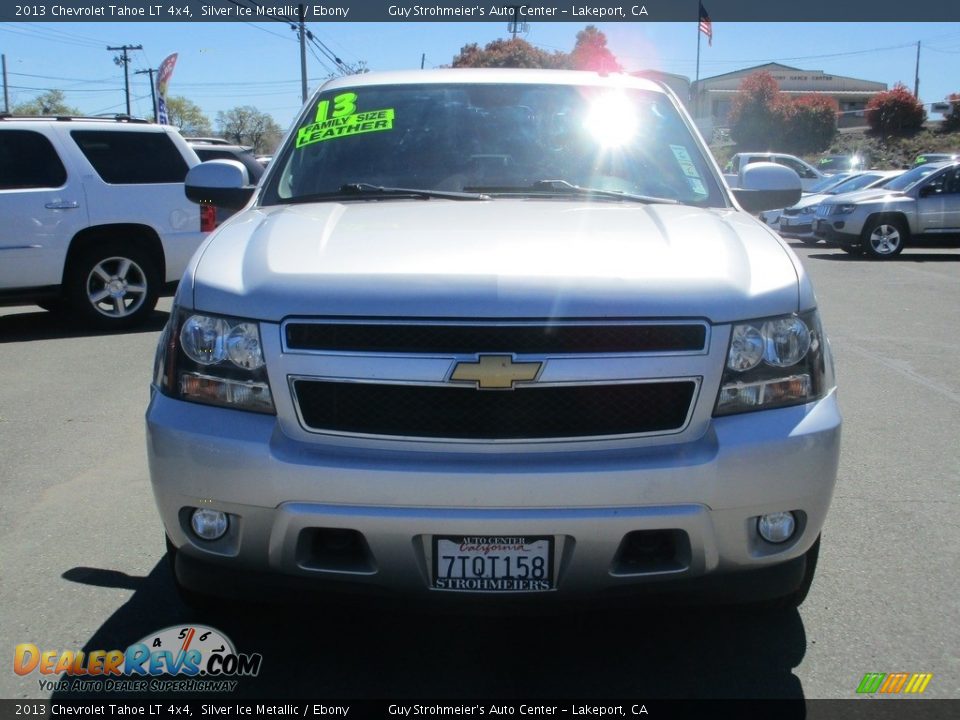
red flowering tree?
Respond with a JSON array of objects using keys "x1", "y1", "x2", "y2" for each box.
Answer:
[
  {"x1": 865, "y1": 83, "x2": 926, "y2": 133},
  {"x1": 451, "y1": 38, "x2": 569, "y2": 69},
  {"x1": 782, "y1": 94, "x2": 839, "y2": 154},
  {"x1": 569, "y1": 25, "x2": 622, "y2": 72},
  {"x1": 728, "y1": 72, "x2": 838, "y2": 153},
  {"x1": 727, "y1": 72, "x2": 784, "y2": 150},
  {"x1": 943, "y1": 92, "x2": 960, "y2": 132}
]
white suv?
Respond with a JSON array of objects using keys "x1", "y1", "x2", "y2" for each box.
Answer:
[{"x1": 0, "y1": 116, "x2": 209, "y2": 328}]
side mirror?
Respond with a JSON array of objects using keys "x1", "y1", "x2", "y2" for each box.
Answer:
[
  {"x1": 918, "y1": 185, "x2": 935, "y2": 198},
  {"x1": 185, "y1": 160, "x2": 255, "y2": 210},
  {"x1": 733, "y1": 162, "x2": 802, "y2": 213}
]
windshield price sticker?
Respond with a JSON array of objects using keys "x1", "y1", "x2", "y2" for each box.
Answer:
[
  {"x1": 433, "y1": 535, "x2": 554, "y2": 592},
  {"x1": 296, "y1": 91, "x2": 395, "y2": 148}
]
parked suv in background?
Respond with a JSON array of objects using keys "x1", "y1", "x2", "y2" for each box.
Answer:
[
  {"x1": 814, "y1": 161, "x2": 960, "y2": 257},
  {"x1": 0, "y1": 116, "x2": 208, "y2": 328},
  {"x1": 724, "y1": 152, "x2": 827, "y2": 191},
  {"x1": 186, "y1": 138, "x2": 265, "y2": 184},
  {"x1": 186, "y1": 138, "x2": 265, "y2": 225},
  {"x1": 779, "y1": 170, "x2": 902, "y2": 243},
  {"x1": 149, "y1": 69, "x2": 839, "y2": 611}
]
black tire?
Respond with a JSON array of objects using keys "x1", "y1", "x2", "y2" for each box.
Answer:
[
  {"x1": 762, "y1": 535, "x2": 821, "y2": 611},
  {"x1": 165, "y1": 536, "x2": 224, "y2": 613},
  {"x1": 861, "y1": 217, "x2": 907, "y2": 259},
  {"x1": 64, "y1": 240, "x2": 160, "y2": 330}
]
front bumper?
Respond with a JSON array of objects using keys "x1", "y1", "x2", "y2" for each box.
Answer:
[
  {"x1": 814, "y1": 218, "x2": 860, "y2": 244},
  {"x1": 146, "y1": 391, "x2": 841, "y2": 602},
  {"x1": 778, "y1": 217, "x2": 815, "y2": 238}
]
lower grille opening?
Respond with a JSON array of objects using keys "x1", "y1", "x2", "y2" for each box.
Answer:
[
  {"x1": 611, "y1": 530, "x2": 690, "y2": 575},
  {"x1": 297, "y1": 528, "x2": 375, "y2": 573}
]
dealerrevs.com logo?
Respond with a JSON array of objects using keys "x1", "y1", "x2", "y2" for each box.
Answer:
[
  {"x1": 14, "y1": 625, "x2": 262, "y2": 693},
  {"x1": 856, "y1": 672, "x2": 934, "y2": 695}
]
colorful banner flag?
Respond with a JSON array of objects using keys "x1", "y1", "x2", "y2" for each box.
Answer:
[
  {"x1": 699, "y1": 3, "x2": 713, "y2": 46},
  {"x1": 156, "y1": 53, "x2": 178, "y2": 124}
]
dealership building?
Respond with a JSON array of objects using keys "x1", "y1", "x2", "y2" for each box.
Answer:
[{"x1": 687, "y1": 62, "x2": 888, "y2": 130}]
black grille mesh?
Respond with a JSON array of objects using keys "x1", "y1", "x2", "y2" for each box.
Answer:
[
  {"x1": 293, "y1": 380, "x2": 697, "y2": 439},
  {"x1": 285, "y1": 322, "x2": 706, "y2": 355}
]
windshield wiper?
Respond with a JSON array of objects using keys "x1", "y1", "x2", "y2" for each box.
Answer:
[
  {"x1": 283, "y1": 183, "x2": 490, "y2": 204},
  {"x1": 463, "y1": 179, "x2": 679, "y2": 205}
]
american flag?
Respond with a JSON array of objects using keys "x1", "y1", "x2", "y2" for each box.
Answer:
[{"x1": 699, "y1": 3, "x2": 713, "y2": 46}]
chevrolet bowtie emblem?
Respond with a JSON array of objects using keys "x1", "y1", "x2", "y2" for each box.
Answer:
[{"x1": 450, "y1": 355, "x2": 542, "y2": 390}]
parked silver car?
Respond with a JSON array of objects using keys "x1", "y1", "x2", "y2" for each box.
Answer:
[
  {"x1": 814, "y1": 161, "x2": 959, "y2": 257},
  {"x1": 147, "y1": 69, "x2": 839, "y2": 610},
  {"x1": 780, "y1": 170, "x2": 902, "y2": 243}
]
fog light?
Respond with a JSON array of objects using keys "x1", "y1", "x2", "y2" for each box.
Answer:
[
  {"x1": 190, "y1": 508, "x2": 228, "y2": 541},
  {"x1": 758, "y1": 512, "x2": 796, "y2": 544}
]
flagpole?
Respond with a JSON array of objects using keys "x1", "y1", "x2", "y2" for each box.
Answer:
[{"x1": 694, "y1": 2, "x2": 702, "y2": 115}]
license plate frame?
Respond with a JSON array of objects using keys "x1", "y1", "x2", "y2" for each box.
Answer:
[{"x1": 431, "y1": 535, "x2": 555, "y2": 593}]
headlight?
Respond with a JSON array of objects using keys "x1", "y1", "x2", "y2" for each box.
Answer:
[
  {"x1": 715, "y1": 310, "x2": 832, "y2": 416},
  {"x1": 835, "y1": 203, "x2": 857, "y2": 215},
  {"x1": 799, "y1": 206, "x2": 816, "y2": 215},
  {"x1": 154, "y1": 310, "x2": 275, "y2": 414}
]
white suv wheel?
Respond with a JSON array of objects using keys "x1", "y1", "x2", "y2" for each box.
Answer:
[{"x1": 86, "y1": 256, "x2": 149, "y2": 318}]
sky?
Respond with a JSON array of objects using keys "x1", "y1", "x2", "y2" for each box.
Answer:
[{"x1": 1, "y1": 21, "x2": 959, "y2": 129}]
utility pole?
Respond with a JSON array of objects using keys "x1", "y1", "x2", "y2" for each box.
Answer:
[
  {"x1": 107, "y1": 44, "x2": 142, "y2": 116},
  {"x1": 298, "y1": 5, "x2": 308, "y2": 103},
  {"x1": 134, "y1": 68, "x2": 157, "y2": 121},
  {"x1": 421, "y1": 53, "x2": 426, "y2": 70},
  {"x1": 2, "y1": 54, "x2": 8, "y2": 114},
  {"x1": 914, "y1": 40, "x2": 921, "y2": 99}
]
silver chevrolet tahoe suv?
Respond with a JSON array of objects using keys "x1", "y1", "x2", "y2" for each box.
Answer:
[
  {"x1": 147, "y1": 69, "x2": 840, "y2": 610},
  {"x1": 813, "y1": 161, "x2": 960, "y2": 258}
]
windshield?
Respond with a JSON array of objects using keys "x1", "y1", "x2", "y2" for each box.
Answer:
[
  {"x1": 827, "y1": 173, "x2": 885, "y2": 194},
  {"x1": 809, "y1": 174, "x2": 851, "y2": 193},
  {"x1": 263, "y1": 82, "x2": 725, "y2": 207},
  {"x1": 884, "y1": 164, "x2": 941, "y2": 192}
]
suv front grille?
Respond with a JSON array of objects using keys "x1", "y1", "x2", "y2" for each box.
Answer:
[
  {"x1": 284, "y1": 321, "x2": 707, "y2": 355},
  {"x1": 292, "y1": 379, "x2": 698, "y2": 440}
]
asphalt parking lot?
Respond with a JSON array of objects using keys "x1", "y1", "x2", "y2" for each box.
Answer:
[{"x1": 1, "y1": 240, "x2": 958, "y2": 700}]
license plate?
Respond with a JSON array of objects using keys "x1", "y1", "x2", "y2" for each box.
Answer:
[{"x1": 432, "y1": 535, "x2": 554, "y2": 592}]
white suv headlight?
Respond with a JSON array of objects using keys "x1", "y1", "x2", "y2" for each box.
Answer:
[
  {"x1": 715, "y1": 310, "x2": 832, "y2": 416},
  {"x1": 154, "y1": 310, "x2": 275, "y2": 414}
]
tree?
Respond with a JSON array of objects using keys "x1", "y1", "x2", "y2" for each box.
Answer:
[
  {"x1": 164, "y1": 96, "x2": 212, "y2": 136},
  {"x1": 11, "y1": 89, "x2": 80, "y2": 116},
  {"x1": 727, "y1": 72, "x2": 783, "y2": 150},
  {"x1": 941, "y1": 92, "x2": 960, "y2": 132},
  {"x1": 451, "y1": 38, "x2": 569, "y2": 69},
  {"x1": 570, "y1": 25, "x2": 621, "y2": 72},
  {"x1": 215, "y1": 105, "x2": 282, "y2": 154},
  {"x1": 781, "y1": 94, "x2": 838, "y2": 155},
  {"x1": 865, "y1": 83, "x2": 926, "y2": 134}
]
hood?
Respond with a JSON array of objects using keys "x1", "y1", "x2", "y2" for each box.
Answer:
[
  {"x1": 189, "y1": 199, "x2": 801, "y2": 324},
  {"x1": 825, "y1": 188, "x2": 910, "y2": 205},
  {"x1": 792, "y1": 193, "x2": 829, "y2": 210}
]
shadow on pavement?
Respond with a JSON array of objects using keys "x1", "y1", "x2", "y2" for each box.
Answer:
[
  {"x1": 48, "y1": 560, "x2": 808, "y2": 700},
  {"x1": 806, "y1": 252, "x2": 960, "y2": 262},
  {"x1": 0, "y1": 308, "x2": 169, "y2": 343}
]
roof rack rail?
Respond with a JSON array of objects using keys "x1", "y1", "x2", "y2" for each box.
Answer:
[
  {"x1": 0, "y1": 113, "x2": 151, "y2": 123},
  {"x1": 184, "y1": 137, "x2": 234, "y2": 145}
]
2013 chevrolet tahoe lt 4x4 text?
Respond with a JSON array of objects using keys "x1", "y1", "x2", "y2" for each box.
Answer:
[{"x1": 147, "y1": 69, "x2": 841, "y2": 610}]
